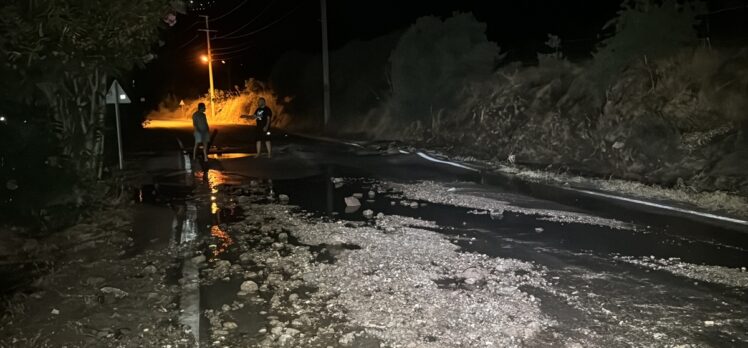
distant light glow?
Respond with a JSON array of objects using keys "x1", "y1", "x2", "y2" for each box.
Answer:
[
  {"x1": 119, "y1": 94, "x2": 127, "y2": 100},
  {"x1": 221, "y1": 60, "x2": 226, "y2": 64},
  {"x1": 201, "y1": 55, "x2": 209, "y2": 63},
  {"x1": 0, "y1": 116, "x2": 6, "y2": 122}
]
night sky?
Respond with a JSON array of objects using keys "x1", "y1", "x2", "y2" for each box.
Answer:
[{"x1": 135, "y1": 0, "x2": 747, "y2": 106}]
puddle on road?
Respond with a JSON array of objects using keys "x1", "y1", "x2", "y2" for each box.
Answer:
[
  {"x1": 133, "y1": 162, "x2": 748, "y2": 347},
  {"x1": 200, "y1": 277, "x2": 267, "y2": 344},
  {"x1": 270, "y1": 174, "x2": 748, "y2": 269},
  {"x1": 267, "y1": 173, "x2": 748, "y2": 347}
]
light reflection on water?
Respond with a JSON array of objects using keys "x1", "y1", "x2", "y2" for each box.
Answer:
[
  {"x1": 210, "y1": 225, "x2": 233, "y2": 257},
  {"x1": 207, "y1": 170, "x2": 235, "y2": 257}
]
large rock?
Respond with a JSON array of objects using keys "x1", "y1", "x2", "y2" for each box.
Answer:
[
  {"x1": 344, "y1": 196, "x2": 361, "y2": 207},
  {"x1": 191, "y1": 255, "x2": 207, "y2": 264},
  {"x1": 240, "y1": 280, "x2": 259, "y2": 293},
  {"x1": 459, "y1": 267, "x2": 486, "y2": 285}
]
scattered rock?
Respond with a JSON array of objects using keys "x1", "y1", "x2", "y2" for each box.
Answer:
[
  {"x1": 143, "y1": 265, "x2": 158, "y2": 274},
  {"x1": 223, "y1": 322, "x2": 238, "y2": 330},
  {"x1": 459, "y1": 267, "x2": 485, "y2": 285},
  {"x1": 279, "y1": 194, "x2": 290, "y2": 203},
  {"x1": 353, "y1": 193, "x2": 364, "y2": 199},
  {"x1": 240, "y1": 281, "x2": 259, "y2": 293},
  {"x1": 339, "y1": 332, "x2": 357, "y2": 346},
  {"x1": 213, "y1": 329, "x2": 229, "y2": 336},
  {"x1": 100, "y1": 287, "x2": 128, "y2": 299},
  {"x1": 410, "y1": 202, "x2": 419, "y2": 209},
  {"x1": 376, "y1": 213, "x2": 385, "y2": 219},
  {"x1": 704, "y1": 320, "x2": 715, "y2": 327},
  {"x1": 363, "y1": 209, "x2": 374, "y2": 218},
  {"x1": 534, "y1": 227, "x2": 544, "y2": 233},
  {"x1": 288, "y1": 293, "x2": 299, "y2": 302},
  {"x1": 239, "y1": 252, "x2": 253, "y2": 263},
  {"x1": 344, "y1": 196, "x2": 361, "y2": 207},
  {"x1": 489, "y1": 209, "x2": 504, "y2": 220},
  {"x1": 278, "y1": 233, "x2": 289, "y2": 243},
  {"x1": 51, "y1": 308, "x2": 60, "y2": 315},
  {"x1": 271, "y1": 326, "x2": 284, "y2": 336},
  {"x1": 278, "y1": 334, "x2": 294, "y2": 346},
  {"x1": 368, "y1": 191, "x2": 376, "y2": 199},
  {"x1": 302, "y1": 272, "x2": 317, "y2": 284},
  {"x1": 191, "y1": 255, "x2": 207, "y2": 264},
  {"x1": 612, "y1": 141, "x2": 625, "y2": 150},
  {"x1": 285, "y1": 328, "x2": 300, "y2": 336}
]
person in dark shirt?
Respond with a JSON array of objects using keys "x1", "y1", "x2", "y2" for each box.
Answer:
[
  {"x1": 192, "y1": 102, "x2": 210, "y2": 161},
  {"x1": 250, "y1": 97, "x2": 272, "y2": 158}
]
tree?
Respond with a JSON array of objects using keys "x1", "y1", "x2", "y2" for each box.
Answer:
[
  {"x1": 0, "y1": 0, "x2": 183, "y2": 178},
  {"x1": 592, "y1": 0, "x2": 705, "y2": 89},
  {"x1": 388, "y1": 13, "x2": 502, "y2": 126}
]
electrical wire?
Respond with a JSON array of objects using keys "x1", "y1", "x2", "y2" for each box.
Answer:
[
  {"x1": 210, "y1": 0, "x2": 249, "y2": 22},
  {"x1": 216, "y1": 0, "x2": 276, "y2": 39},
  {"x1": 211, "y1": 45, "x2": 257, "y2": 57},
  {"x1": 177, "y1": 34, "x2": 200, "y2": 49},
  {"x1": 218, "y1": 4, "x2": 299, "y2": 40},
  {"x1": 211, "y1": 40, "x2": 255, "y2": 52}
]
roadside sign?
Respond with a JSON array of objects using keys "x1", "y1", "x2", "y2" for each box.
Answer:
[
  {"x1": 107, "y1": 80, "x2": 126, "y2": 170},
  {"x1": 106, "y1": 80, "x2": 131, "y2": 104}
]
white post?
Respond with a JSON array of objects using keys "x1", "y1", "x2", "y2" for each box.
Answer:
[
  {"x1": 320, "y1": 0, "x2": 331, "y2": 133},
  {"x1": 114, "y1": 83, "x2": 124, "y2": 170}
]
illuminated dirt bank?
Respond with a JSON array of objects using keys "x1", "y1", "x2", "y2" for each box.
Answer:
[{"x1": 144, "y1": 80, "x2": 285, "y2": 129}]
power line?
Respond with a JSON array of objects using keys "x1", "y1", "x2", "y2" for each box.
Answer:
[
  {"x1": 218, "y1": 5, "x2": 300, "y2": 40},
  {"x1": 210, "y1": 0, "x2": 249, "y2": 22},
  {"x1": 211, "y1": 40, "x2": 255, "y2": 52},
  {"x1": 211, "y1": 45, "x2": 257, "y2": 57},
  {"x1": 177, "y1": 34, "x2": 200, "y2": 49},
  {"x1": 216, "y1": 0, "x2": 277, "y2": 39}
]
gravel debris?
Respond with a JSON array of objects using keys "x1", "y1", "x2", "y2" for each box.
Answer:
[
  {"x1": 389, "y1": 181, "x2": 630, "y2": 229},
  {"x1": 616, "y1": 255, "x2": 748, "y2": 288}
]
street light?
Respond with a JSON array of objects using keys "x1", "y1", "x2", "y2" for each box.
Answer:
[{"x1": 199, "y1": 52, "x2": 216, "y2": 119}]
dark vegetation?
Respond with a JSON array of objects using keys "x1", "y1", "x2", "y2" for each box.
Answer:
[
  {"x1": 271, "y1": 1, "x2": 748, "y2": 196},
  {"x1": 0, "y1": 0, "x2": 183, "y2": 230}
]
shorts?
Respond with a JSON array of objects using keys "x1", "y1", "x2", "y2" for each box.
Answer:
[
  {"x1": 256, "y1": 128, "x2": 271, "y2": 142},
  {"x1": 194, "y1": 131, "x2": 209, "y2": 143}
]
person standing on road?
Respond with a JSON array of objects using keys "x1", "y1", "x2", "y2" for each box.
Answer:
[
  {"x1": 192, "y1": 102, "x2": 210, "y2": 161},
  {"x1": 252, "y1": 97, "x2": 272, "y2": 158}
]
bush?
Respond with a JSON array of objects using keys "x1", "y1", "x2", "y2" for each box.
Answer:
[
  {"x1": 388, "y1": 13, "x2": 502, "y2": 125},
  {"x1": 591, "y1": 0, "x2": 705, "y2": 90}
]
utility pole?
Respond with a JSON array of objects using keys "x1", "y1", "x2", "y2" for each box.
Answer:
[
  {"x1": 320, "y1": 0, "x2": 331, "y2": 133},
  {"x1": 198, "y1": 15, "x2": 217, "y2": 119}
]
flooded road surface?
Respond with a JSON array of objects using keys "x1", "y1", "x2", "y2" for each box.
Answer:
[{"x1": 131, "y1": 125, "x2": 748, "y2": 347}]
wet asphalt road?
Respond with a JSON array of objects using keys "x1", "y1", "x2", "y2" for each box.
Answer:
[{"x1": 133, "y1": 125, "x2": 748, "y2": 346}]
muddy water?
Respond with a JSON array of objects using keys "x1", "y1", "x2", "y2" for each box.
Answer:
[
  {"x1": 134, "y1": 146, "x2": 748, "y2": 347},
  {"x1": 271, "y1": 173, "x2": 748, "y2": 268},
  {"x1": 265, "y1": 172, "x2": 748, "y2": 346}
]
